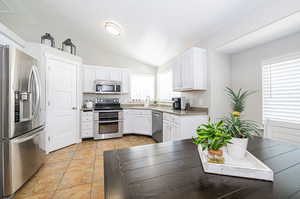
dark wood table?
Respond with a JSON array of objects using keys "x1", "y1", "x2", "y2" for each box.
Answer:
[{"x1": 104, "y1": 137, "x2": 300, "y2": 199}]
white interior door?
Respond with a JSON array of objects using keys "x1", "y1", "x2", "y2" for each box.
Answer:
[{"x1": 47, "y1": 58, "x2": 78, "y2": 152}]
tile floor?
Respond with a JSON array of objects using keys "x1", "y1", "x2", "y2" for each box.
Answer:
[{"x1": 15, "y1": 135, "x2": 156, "y2": 199}]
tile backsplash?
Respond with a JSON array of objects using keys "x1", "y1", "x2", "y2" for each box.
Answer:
[{"x1": 180, "y1": 91, "x2": 208, "y2": 108}]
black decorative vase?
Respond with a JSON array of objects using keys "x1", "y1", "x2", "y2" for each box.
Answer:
[
  {"x1": 41, "y1": 33, "x2": 55, "y2": 47},
  {"x1": 62, "y1": 38, "x2": 76, "y2": 55}
]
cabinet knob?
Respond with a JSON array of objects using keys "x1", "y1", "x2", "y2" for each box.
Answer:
[{"x1": 72, "y1": 107, "x2": 77, "y2": 110}]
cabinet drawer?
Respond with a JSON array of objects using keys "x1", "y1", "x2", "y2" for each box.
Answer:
[
  {"x1": 163, "y1": 113, "x2": 179, "y2": 123},
  {"x1": 81, "y1": 116, "x2": 93, "y2": 122},
  {"x1": 129, "y1": 109, "x2": 152, "y2": 116},
  {"x1": 140, "y1": 110, "x2": 152, "y2": 115},
  {"x1": 81, "y1": 122, "x2": 93, "y2": 130},
  {"x1": 81, "y1": 129, "x2": 93, "y2": 138},
  {"x1": 82, "y1": 111, "x2": 93, "y2": 117}
]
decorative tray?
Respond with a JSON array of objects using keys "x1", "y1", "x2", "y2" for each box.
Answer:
[{"x1": 198, "y1": 147, "x2": 274, "y2": 181}]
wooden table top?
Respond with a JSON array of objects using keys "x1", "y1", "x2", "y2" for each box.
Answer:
[{"x1": 104, "y1": 137, "x2": 300, "y2": 199}]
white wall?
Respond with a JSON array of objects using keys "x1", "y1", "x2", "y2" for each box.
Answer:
[
  {"x1": 207, "y1": 51, "x2": 232, "y2": 120},
  {"x1": 0, "y1": 20, "x2": 156, "y2": 75},
  {"x1": 80, "y1": 46, "x2": 156, "y2": 75},
  {"x1": 192, "y1": 0, "x2": 300, "y2": 121},
  {"x1": 197, "y1": 0, "x2": 300, "y2": 50},
  {"x1": 231, "y1": 31, "x2": 300, "y2": 124}
]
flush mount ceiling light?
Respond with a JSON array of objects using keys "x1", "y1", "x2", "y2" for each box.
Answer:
[{"x1": 104, "y1": 21, "x2": 121, "y2": 36}]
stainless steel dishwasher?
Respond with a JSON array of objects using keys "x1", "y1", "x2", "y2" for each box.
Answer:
[{"x1": 152, "y1": 111, "x2": 163, "y2": 142}]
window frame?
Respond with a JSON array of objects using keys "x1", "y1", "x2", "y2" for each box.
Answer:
[
  {"x1": 261, "y1": 52, "x2": 300, "y2": 124},
  {"x1": 130, "y1": 73, "x2": 155, "y2": 101}
]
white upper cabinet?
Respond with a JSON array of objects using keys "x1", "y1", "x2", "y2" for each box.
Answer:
[
  {"x1": 121, "y1": 70, "x2": 130, "y2": 94},
  {"x1": 82, "y1": 66, "x2": 96, "y2": 92},
  {"x1": 172, "y1": 47, "x2": 207, "y2": 91},
  {"x1": 81, "y1": 65, "x2": 130, "y2": 93},
  {"x1": 95, "y1": 67, "x2": 110, "y2": 80},
  {"x1": 172, "y1": 57, "x2": 182, "y2": 91},
  {"x1": 110, "y1": 69, "x2": 122, "y2": 81}
]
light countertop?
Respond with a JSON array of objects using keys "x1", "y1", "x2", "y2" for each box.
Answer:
[
  {"x1": 121, "y1": 105, "x2": 208, "y2": 116},
  {"x1": 81, "y1": 104, "x2": 208, "y2": 116}
]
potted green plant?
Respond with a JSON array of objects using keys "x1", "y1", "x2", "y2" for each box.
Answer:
[
  {"x1": 225, "y1": 87, "x2": 255, "y2": 117},
  {"x1": 224, "y1": 114, "x2": 260, "y2": 159},
  {"x1": 224, "y1": 87, "x2": 259, "y2": 159},
  {"x1": 193, "y1": 120, "x2": 232, "y2": 164}
]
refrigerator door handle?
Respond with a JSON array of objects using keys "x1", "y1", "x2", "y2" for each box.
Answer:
[
  {"x1": 11, "y1": 126, "x2": 44, "y2": 144},
  {"x1": 27, "y1": 65, "x2": 41, "y2": 119},
  {"x1": 27, "y1": 68, "x2": 34, "y2": 119},
  {"x1": 32, "y1": 65, "x2": 41, "y2": 118}
]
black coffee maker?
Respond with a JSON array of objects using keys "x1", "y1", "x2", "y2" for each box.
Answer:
[{"x1": 172, "y1": 97, "x2": 181, "y2": 110}]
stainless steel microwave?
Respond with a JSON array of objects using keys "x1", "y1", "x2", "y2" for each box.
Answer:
[{"x1": 95, "y1": 80, "x2": 121, "y2": 94}]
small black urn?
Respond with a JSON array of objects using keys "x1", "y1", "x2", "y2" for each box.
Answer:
[
  {"x1": 41, "y1": 33, "x2": 55, "y2": 47},
  {"x1": 62, "y1": 38, "x2": 76, "y2": 55}
]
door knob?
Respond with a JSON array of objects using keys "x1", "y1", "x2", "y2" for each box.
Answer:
[{"x1": 72, "y1": 107, "x2": 77, "y2": 110}]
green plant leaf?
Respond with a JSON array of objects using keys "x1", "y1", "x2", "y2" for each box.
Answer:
[
  {"x1": 225, "y1": 87, "x2": 256, "y2": 113},
  {"x1": 193, "y1": 120, "x2": 232, "y2": 150}
]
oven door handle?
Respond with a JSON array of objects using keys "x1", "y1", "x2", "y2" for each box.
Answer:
[
  {"x1": 94, "y1": 110, "x2": 122, "y2": 113},
  {"x1": 98, "y1": 120, "x2": 122, "y2": 124}
]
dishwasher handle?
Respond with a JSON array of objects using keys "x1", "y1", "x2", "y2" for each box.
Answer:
[
  {"x1": 152, "y1": 111, "x2": 162, "y2": 117},
  {"x1": 153, "y1": 113, "x2": 161, "y2": 117}
]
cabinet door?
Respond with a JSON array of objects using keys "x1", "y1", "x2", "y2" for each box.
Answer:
[
  {"x1": 172, "y1": 57, "x2": 182, "y2": 91},
  {"x1": 96, "y1": 67, "x2": 110, "y2": 80},
  {"x1": 181, "y1": 50, "x2": 194, "y2": 90},
  {"x1": 163, "y1": 120, "x2": 171, "y2": 142},
  {"x1": 172, "y1": 122, "x2": 181, "y2": 141},
  {"x1": 134, "y1": 115, "x2": 148, "y2": 135},
  {"x1": 110, "y1": 69, "x2": 122, "y2": 81},
  {"x1": 123, "y1": 110, "x2": 133, "y2": 134},
  {"x1": 144, "y1": 115, "x2": 152, "y2": 135},
  {"x1": 122, "y1": 71, "x2": 130, "y2": 93},
  {"x1": 82, "y1": 66, "x2": 96, "y2": 92},
  {"x1": 134, "y1": 115, "x2": 144, "y2": 134}
]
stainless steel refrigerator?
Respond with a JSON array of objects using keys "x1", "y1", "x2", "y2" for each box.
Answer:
[{"x1": 0, "y1": 46, "x2": 45, "y2": 198}]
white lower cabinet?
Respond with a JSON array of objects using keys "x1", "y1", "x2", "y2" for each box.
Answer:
[
  {"x1": 163, "y1": 114, "x2": 181, "y2": 142},
  {"x1": 163, "y1": 113, "x2": 208, "y2": 142},
  {"x1": 123, "y1": 110, "x2": 134, "y2": 134},
  {"x1": 81, "y1": 111, "x2": 94, "y2": 138},
  {"x1": 163, "y1": 120, "x2": 171, "y2": 142},
  {"x1": 123, "y1": 109, "x2": 152, "y2": 135},
  {"x1": 123, "y1": 109, "x2": 208, "y2": 141}
]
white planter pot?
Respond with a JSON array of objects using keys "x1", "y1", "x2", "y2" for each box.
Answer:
[{"x1": 227, "y1": 138, "x2": 248, "y2": 159}]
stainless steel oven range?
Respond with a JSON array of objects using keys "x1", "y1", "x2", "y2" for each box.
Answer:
[{"x1": 93, "y1": 98, "x2": 123, "y2": 140}]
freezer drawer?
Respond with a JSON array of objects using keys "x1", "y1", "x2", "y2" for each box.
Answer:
[{"x1": 2, "y1": 126, "x2": 45, "y2": 197}]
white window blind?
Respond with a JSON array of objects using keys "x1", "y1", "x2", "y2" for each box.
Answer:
[
  {"x1": 130, "y1": 73, "x2": 155, "y2": 100},
  {"x1": 262, "y1": 57, "x2": 300, "y2": 124}
]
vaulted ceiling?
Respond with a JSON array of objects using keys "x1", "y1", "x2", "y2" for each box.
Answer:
[{"x1": 0, "y1": 0, "x2": 272, "y2": 66}]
